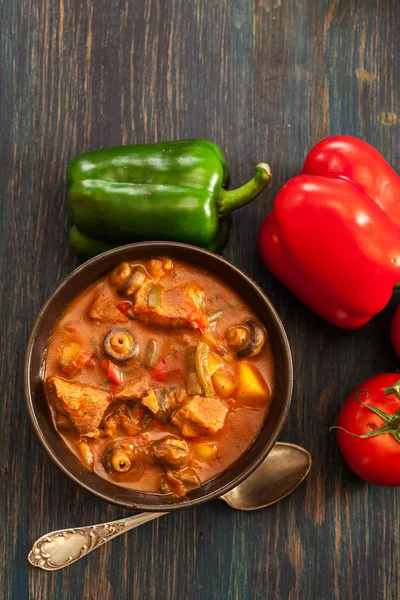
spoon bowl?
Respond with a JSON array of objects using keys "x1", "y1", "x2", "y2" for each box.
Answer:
[{"x1": 221, "y1": 442, "x2": 311, "y2": 510}]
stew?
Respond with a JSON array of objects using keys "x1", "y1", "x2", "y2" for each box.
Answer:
[{"x1": 44, "y1": 258, "x2": 274, "y2": 498}]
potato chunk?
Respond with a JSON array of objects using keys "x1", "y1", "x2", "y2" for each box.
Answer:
[
  {"x1": 172, "y1": 395, "x2": 228, "y2": 437},
  {"x1": 47, "y1": 376, "x2": 111, "y2": 436},
  {"x1": 141, "y1": 389, "x2": 159, "y2": 414},
  {"x1": 212, "y1": 371, "x2": 236, "y2": 398},
  {"x1": 77, "y1": 440, "x2": 94, "y2": 468},
  {"x1": 235, "y1": 363, "x2": 271, "y2": 404},
  {"x1": 191, "y1": 441, "x2": 217, "y2": 461}
]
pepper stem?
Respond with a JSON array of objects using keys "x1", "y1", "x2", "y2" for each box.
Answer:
[
  {"x1": 204, "y1": 217, "x2": 231, "y2": 254},
  {"x1": 218, "y1": 163, "x2": 272, "y2": 216}
]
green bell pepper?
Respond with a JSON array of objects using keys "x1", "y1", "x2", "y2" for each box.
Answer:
[{"x1": 67, "y1": 140, "x2": 271, "y2": 258}]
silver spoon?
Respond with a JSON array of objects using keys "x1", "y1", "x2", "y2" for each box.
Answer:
[{"x1": 28, "y1": 442, "x2": 311, "y2": 571}]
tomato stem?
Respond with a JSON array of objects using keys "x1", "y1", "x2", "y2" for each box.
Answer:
[
  {"x1": 355, "y1": 390, "x2": 393, "y2": 422},
  {"x1": 332, "y1": 384, "x2": 400, "y2": 443},
  {"x1": 384, "y1": 381, "x2": 400, "y2": 401},
  {"x1": 331, "y1": 424, "x2": 396, "y2": 439}
]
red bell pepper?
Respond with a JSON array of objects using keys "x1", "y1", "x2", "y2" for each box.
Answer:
[
  {"x1": 259, "y1": 135, "x2": 400, "y2": 329},
  {"x1": 117, "y1": 301, "x2": 135, "y2": 319},
  {"x1": 101, "y1": 359, "x2": 123, "y2": 385},
  {"x1": 61, "y1": 351, "x2": 94, "y2": 377}
]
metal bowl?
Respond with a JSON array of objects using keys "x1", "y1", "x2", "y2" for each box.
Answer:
[{"x1": 24, "y1": 242, "x2": 293, "y2": 511}]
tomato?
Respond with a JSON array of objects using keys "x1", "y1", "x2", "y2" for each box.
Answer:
[
  {"x1": 336, "y1": 373, "x2": 400, "y2": 486},
  {"x1": 391, "y1": 305, "x2": 400, "y2": 359}
]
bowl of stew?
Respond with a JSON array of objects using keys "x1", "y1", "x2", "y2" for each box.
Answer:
[{"x1": 25, "y1": 242, "x2": 293, "y2": 510}]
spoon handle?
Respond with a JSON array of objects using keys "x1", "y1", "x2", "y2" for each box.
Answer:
[{"x1": 28, "y1": 511, "x2": 168, "y2": 571}]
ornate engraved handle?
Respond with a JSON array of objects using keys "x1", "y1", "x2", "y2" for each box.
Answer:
[{"x1": 28, "y1": 511, "x2": 168, "y2": 571}]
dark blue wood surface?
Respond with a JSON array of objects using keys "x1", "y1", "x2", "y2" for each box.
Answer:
[{"x1": 1, "y1": 1, "x2": 400, "y2": 598}]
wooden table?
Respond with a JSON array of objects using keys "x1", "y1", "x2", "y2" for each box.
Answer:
[{"x1": 1, "y1": 0, "x2": 400, "y2": 598}]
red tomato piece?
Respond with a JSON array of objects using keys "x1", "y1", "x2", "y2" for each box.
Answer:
[
  {"x1": 151, "y1": 359, "x2": 169, "y2": 381},
  {"x1": 182, "y1": 302, "x2": 208, "y2": 332},
  {"x1": 336, "y1": 373, "x2": 400, "y2": 486}
]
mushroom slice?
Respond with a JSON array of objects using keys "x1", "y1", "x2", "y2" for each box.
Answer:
[
  {"x1": 118, "y1": 268, "x2": 147, "y2": 296},
  {"x1": 152, "y1": 437, "x2": 191, "y2": 469},
  {"x1": 142, "y1": 388, "x2": 177, "y2": 423},
  {"x1": 102, "y1": 439, "x2": 148, "y2": 474},
  {"x1": 109, "y1": 262, "x2": 133, "y2": 288},
  {"x1": 236, "y1": 320, "x2": 266, "y2": 358},
  {"x1": 174, "y1": 468, "x2": 201, "y2": 486},
  {"x1": 227, "y1": 326, "x2": 250, "y2": 349},
  {"x1": 102, "y1": 444, "x2": 135, "y2": 473},
  {"x1": 160, "y1": 467, "x2": 201, "y2": 496},
  {"x1": 103, "y1": 328, "x2": 138, "y2": 361}
]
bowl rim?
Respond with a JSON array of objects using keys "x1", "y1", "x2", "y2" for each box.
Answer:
[{"x1": 24, "y1": 241, "x2": 293, "y2": 511}]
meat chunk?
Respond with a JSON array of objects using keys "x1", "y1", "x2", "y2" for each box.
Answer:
[
  {"x1": 171, "y1": 395, "x2": 228, "y2": 437},
  {"x1": 47, "y1": 376, "x2": 111, "y2": 436},
  {"x1": 103, "y1": 404, "x2": 145, "y2": 437},
  {"x1": 89, "y1": 295, "x2": 128, "y2": 324},
  {"x1": 114, "y1": 375, "x2": 149, "y2": 401},
  {"x1": 134, "y1": 282, "x2": 207, "y2": 330}
]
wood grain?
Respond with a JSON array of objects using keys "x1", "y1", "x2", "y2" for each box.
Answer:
[{"x1": 1, "y1": 0, "x2": 400, "y2": 598}]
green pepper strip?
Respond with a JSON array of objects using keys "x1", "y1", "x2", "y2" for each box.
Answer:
[
  {"x1": 144, "y1": 339, "x2": 158, "y2": 369},
  {"x1": 195, "y1": 341, "x2": 215, "y2": 397},
  {"x1": 186, "y1": 348, "x2": 203, "y2": 395},
  {"x1": 208, "y1": 310, "x2": 223, "y2": 324},
  {"x1": 147, "y1": 285, "x2": 162, "y2": 309}
]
